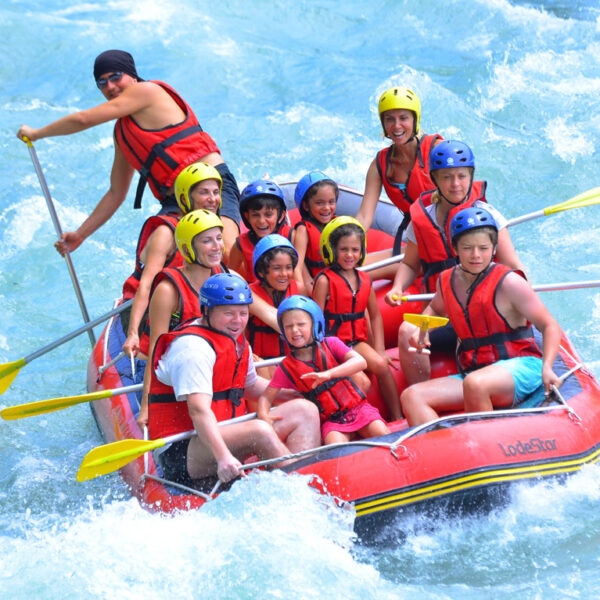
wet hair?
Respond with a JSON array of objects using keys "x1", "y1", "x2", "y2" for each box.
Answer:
[
  {"x1": 302, "y1": 180, "x2": 339, "y2": 214},
  {"x1": 452, "y1": 225, "x2": 498, "y2": 247},
  {"x1": 328, "y1": 222, "x2": 365, "y2": 263},
  {"x1": 255, "y1": 247, "x2": 299, "y2": 280}
]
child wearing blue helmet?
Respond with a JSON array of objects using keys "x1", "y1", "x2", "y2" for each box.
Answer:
[
  {"x1": 257, "y1": 295, "x2": 390, "y2": 444},
  {"x1": 227, "y1": 179, "x2": 295, "y2": 284},
  {"x1": 293, "y1": 171, "x2": 339, "y2": 289},
  {"x1": 386, "y1": 140, "x2": 526, "y2": 386},
  {"x1": 401, "y1": 207, "x2": 561, "y2": 427}
]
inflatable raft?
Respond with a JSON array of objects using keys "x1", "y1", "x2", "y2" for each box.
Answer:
[{"x1": 83, "y1": 184, "x2": 600, "y2": 542}]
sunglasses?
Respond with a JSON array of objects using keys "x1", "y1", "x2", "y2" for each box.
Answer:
[{"x1": 96, "y1": 72, "x2": 123, "y2": 89}]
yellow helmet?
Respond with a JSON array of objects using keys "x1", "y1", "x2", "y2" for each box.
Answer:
[
  {"x1": 377, "y1": 87, "x2": 421, "y2": 137},
  {"x1": 174, "y1": 162, "x2": 223, "y2": 214},
  {"x1": 175, "y1": 209, "x2": 223, "y2": 264},
  {"x1": 320, "y1": 216, "x2": 367, "y2": 267}
]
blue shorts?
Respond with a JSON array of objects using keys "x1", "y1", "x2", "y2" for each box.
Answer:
[{"x1": 451, "y1": 356, "x2": 543, "y2": 407}]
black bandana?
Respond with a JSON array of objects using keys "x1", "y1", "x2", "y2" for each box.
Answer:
[{"x1": 93, "y1": 50, "x2": 141, "y2": 81}]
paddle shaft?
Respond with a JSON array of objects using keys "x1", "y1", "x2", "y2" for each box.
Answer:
[
  {"x1": 401, "y1": 280, "x2": 600, "y2": 303},
  {"x1": 359, "y1": 186, "x2": 600, "y2": 273},
  {"x1": 24, "y1": 138, "x2": 95, "y2": 347}
]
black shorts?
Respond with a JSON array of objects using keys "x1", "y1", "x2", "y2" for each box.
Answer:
[
  {"x1": 156, "y1": 439, "x2": 195, "y2": 487},
  {"x1": 428, "y1": 323, "x2": 457, "y2": 353}
]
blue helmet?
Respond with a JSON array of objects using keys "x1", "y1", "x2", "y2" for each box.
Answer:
[
  {"x1": 252, "y1": 234, "x2": 299, "y2": 280},
  {"x1": 239, "y1": 179, "x2": 286, "y2": 229},
  {"x1": 294, "y1": 171, "x2": 336, "y2": 217},
  {"x1": 199, "y1": 273, "x2": 253, "y2": 310},
  {"x1": 277, "y1": 295, "x2": 325, "y2": 345},
  {"x1": 429, "y1": 140, "x2": 475, "y2": 172},
  {"x1": 450, "y1": 207, "x2": 498, "y2": 245}
]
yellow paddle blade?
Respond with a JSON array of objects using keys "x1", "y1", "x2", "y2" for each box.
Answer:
[
  {"x1": 0, "y1": 358, "x2": 26, "y2": 395},
  {"x1": 403, "y1": 313, "x2": 449, "y2": 331},
  {"x1": 1, "y1": 387, "x2": 115, "y2": 421},
  {"x1": 544, "y1": 186, "x2": 600, "y2": 216},
  {"x1": 76, "y1": 437, "x2": 165, "y2": 482}
]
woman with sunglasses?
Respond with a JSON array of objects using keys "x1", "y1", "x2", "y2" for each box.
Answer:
[{"x1": 16, "y1": 49, "x2": 241, "y2": 259}]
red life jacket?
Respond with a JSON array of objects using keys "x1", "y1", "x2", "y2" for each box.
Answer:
[
  {"x1": 235, "y1": 223, "x2": 293, "y2": 284},
  {"x1": 279, "y1": 338, "x2": 365, "y2": 422},
  {"x1": 294, "y1": 219, "x2": 327, "y2": 278},
  {"x1": 411, "y1": 181, "x2": 487, "y2": 293},
  {"x1": 375, "y1": 133, "x2": 442, "y2": 214},
  {"x1": 440, "y1": 263, "x2": 542, "y2": 374},
  {"x1": 148, "y1": 322, "x2": 249, "y2": 440},
  {"x1": 139, "y1": 263, "x2": 228, "y2": 355},
  {"x1": 314, "y1": 267, "x2": 371, "y2": 344},
  {"x1": 247, "y1": 279, "x2": 298, "y2": 358},
  {"x1": 121, "y1": 212, "x2": 183, "y2": 300},
  {"x1": 114, "y1": 81, "x2": 220, "y2": 209}
]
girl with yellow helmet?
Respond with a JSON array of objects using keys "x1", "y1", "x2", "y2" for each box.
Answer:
[
  {"x1": 312, "y1": 217, "x2": 402, "y2": 421},
  {"x1": 356, "y1": 86, "x2": 444, "y2": 256},
  {"x1": 122, "y1": 162, "x2": 223, "y2": 361}
]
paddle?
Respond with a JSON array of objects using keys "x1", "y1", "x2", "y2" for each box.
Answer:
[
  {"x1": 0, "y1": 300, "x2": 133, "y2": 397},
  {"x1": 21, "y1": 136, "x2": 95, "y2": 347},
  {"x1": 403, "y1": 313, "x2": 449, "y2": 355},
  {"x1": 398, "y1": 279, "x2": 600, "y2": 303},
  {"x1": 76, "y1": 411, "x2": 258, "y2": 482},
  {"x1": 1, "y1": 354, "x2": 284, "y2": 420},
  {"x1": 359, "y1": 186, "x2": 600, "y2": 274}
]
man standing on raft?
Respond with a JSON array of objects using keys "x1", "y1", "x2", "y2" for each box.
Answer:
[{"x1": 16, "y1": 49, "x2": 241, "y2": 256}]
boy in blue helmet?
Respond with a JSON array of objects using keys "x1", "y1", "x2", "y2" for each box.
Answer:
[
  {"x1": 401, "y1": 207, "x2": 561, "y2": 427},
  {"x1": 228, "y1": 179, "x2": 297, "y2": 284},
  {"x1": 148, "y1": 273, "x2": 320, "y2": 485},
  {"x1": 258, "y1": 295, "x2": 389, "y2": 444}
]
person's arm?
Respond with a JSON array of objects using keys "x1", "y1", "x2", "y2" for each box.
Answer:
[
  {"x1": 249, "y1": 293, "x2": 278, "y2": 331},
  {"x1": 292, "y1": 224, "x2": 314, "y2": 290},
  {"x1": 311, "y1": 273, "x2": 329, "y2": 311},
  {"x1": 407, "y1": 282, "x2": 448, "y2": 352},
  {"x1": 300, "y1": 349, "x2": 367, "y2": 389},
  {"x1": 256, "y1": 385, "x2": 282, "y2": 428},
  {"x1": 123, "y1": 226, "x2": 176, "y2": 357},
  {"x1": 385, "y1": 240, "x2": 421, "y2": 306},
  {"x1": 17, "y1": 83, "x2": 157, "y2": 142},
  {"x1": 355, "y1": 160, "x2": 383, "y2": 231},
  {"x1": 220, "y1": 216, "x2": 239, "y2": 264},
  {"x1": 136, "y1": 279, "x2": 179, "y2": 428},
  {"x1": 55, "y1": 142, "x2": 135, "y2": 255},
  {"x1": 187, "y1": 392, "x2": 243, "y2": 483},
  {"x1": 226, "y1": 239, "x2": 245, "y2": 274},
  {"x1": 503, "y1": 273, "x2": 561, "y2": 393},
  {"x1": 366, "y1": 288, "x2": 386, "y2": 355}
]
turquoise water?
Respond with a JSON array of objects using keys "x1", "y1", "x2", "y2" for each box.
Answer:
[{"x1": 2, "y1": 1, "x2": 600, "y2": 598}]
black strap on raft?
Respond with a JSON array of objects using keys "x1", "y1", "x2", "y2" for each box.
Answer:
[
  {"x1": 392, "y1": 212, "x2": 411, "y2": 256},
  {"x1": 133, "y1": 124, "x2": 204, "y2": 209}
]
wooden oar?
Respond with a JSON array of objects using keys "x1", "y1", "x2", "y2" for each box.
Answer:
[
  {"x1": 76, "y1": 412, "x2": 258, "y2": 482},
  {"x1": 398, "y1": 279, "x2": 600, "y2": 303},
  {"x1": 1, "y1": 354, "x2": 284, "y2": 420},
  {"x1": 0, "y1": 300, "x2": 133, "y2": 396},
  {"x1": 403, "y1": 313, "x2": 449, "y2": 355},
  {"x1": 22, "y1": 137, "x2": 95, "y2": 347},
  {"x1": 359, "y1": 186, "x2": 600, "y2": 273}
]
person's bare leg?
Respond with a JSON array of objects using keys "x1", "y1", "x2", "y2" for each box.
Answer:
[{"x1": 401, "y1": 376, "x2": 464, "y2": 426}]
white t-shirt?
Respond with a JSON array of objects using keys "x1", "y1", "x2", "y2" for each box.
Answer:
[
  {"x1": 405, "y1": 200, "x2": 507, "y2": 245},
  {"x1": 155, "y1": 329, "x2": 257, "y2": 401}
]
